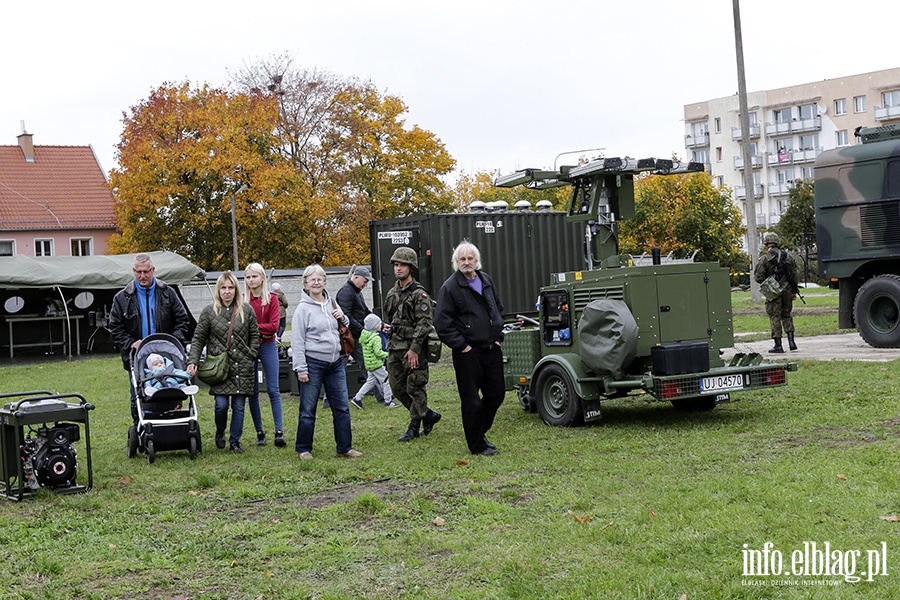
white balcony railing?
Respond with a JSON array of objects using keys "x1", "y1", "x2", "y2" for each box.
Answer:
[
  {"x1": 766, "y1": 148, "x2": 822, "y2": 166},
  {"x1": 735, "y1": 184, "x2": 764, "y2": 199},
  {"x1": 875, "y1": 105, "x2": 900, "y2": 121},
  {"x1": 734, "y1": 154, "x2": 763, "y2": 169},
  {"x1": 768, "y1": 182, "x2": 792, "y2": 196},
  {"x1": 731, "y1": 124, "x2": 761, "y2": 141},
  {"x1": 685, "y1": 133, "x2": 710, "y2": 148},
  {"x1": 764, "y1": 116, "x2": 821, "y2": 137}
]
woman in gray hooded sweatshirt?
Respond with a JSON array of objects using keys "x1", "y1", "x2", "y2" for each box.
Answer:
[{"x1": 291, "y1": 264, "x2": 363, "y2": 460}]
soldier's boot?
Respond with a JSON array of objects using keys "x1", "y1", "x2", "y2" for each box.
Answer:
[
  {"x1": 398, "y1": 419, "x2": 421, "y2": 442},
  {"x1": 787, "y1": 332, "x2": 798, "y2": 351},
  {"x1": 422, "y1": 409, "x2": 442, "y2": 436},
  {"x1": 769, "y1": 338, "x2": 785, "y2": 353}
]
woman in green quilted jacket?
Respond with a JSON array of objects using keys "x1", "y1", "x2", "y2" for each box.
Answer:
[{"x1": 187, "y1": 271, "x2": 260, "y2": 454}]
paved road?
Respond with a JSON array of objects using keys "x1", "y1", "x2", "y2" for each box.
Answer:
[{"x1": 725, "y1": 333, "x2": 900, "y2": 362}]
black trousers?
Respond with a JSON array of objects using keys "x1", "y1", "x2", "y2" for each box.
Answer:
[{"x1": 452, "y1": 344, "x2": 505, "y2": 453}]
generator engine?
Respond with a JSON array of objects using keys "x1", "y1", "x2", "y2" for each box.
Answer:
[{"x1": 21, "y1": 424, "x2": 80, "y2": 489}]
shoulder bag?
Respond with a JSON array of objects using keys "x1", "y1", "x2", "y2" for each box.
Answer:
[
  {"x1": 197, "y1": 305, "x2": 238, "y2": 385},
  {"x1": 332, "y1": 299, "x2": 356, "y2": 356},
  {"x1": 426, "y1": 327, "x2": 443, "y2": 363}
]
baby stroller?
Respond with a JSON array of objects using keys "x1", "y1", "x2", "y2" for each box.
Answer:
[{"x1": 127, "y1": 333, "x2": 202, "y2": 463}]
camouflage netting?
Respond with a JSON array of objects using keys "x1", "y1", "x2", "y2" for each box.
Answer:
[{"x1": 577, "y1": 299, "x2": 638, "y2": 379}]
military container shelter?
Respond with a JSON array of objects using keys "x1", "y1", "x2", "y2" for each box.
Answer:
[{"x1": 368, "y1": 209, "x2": 585, "y2": 318}]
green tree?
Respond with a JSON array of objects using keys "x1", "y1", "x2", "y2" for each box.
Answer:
[
  {"x1": 619, "y1": 172, "x2": 746, "y2": 270},
  {"x1": 775, "y1": 178, "x2": 815, "y2": 251},
  {"x1": 108, "y1": 82, "x2": 310, "y2": 271}
]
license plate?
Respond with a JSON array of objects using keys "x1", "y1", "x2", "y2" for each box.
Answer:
[{"x1": 700, "y1": 374, "x2": 744, "y2": 394}]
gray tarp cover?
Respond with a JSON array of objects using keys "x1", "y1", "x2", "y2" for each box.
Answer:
[
  {"x1": 0, "y1": 251, "x2": 205, "y2": 289},
  {"x1": 577, "y1": 299, "x2": 639, "y2": 380}
]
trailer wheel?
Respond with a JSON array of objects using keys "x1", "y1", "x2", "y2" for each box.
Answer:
[
  {"x1": 534, "y1": 364, "x2": 583, "y2": 427},
  {"x1": 854, "y1": 275, "x2": 900, "y2": 348}
]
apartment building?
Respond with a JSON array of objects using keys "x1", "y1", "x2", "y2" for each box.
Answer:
[{"x1": 683, "y1": 67, "x2": 900, "y2": 250}]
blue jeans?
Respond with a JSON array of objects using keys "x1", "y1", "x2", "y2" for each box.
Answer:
[
  {"x1": 248, "y1": 342, "x2": 284, "y2": 432},
  {"x1": 215, "y1": 395, "x2": 246, "y2": 446},
  {"x1": 296, "y1": 356, "x2": 352, "y2": 454}
]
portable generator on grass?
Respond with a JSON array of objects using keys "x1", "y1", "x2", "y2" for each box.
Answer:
[{"x1": 0, "y1": 391, "x2": 94, "y2": 501}]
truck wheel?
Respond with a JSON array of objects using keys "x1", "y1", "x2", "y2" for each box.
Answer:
[
  {"x1": 534, "y1": 364, "x2": 583, "y2": 427},
  {"x1": 853, "y1": 275, "x2": 900, "y2": 348}
]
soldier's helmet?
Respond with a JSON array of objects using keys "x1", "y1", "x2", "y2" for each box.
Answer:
[
  {"x1": 390, "y1": 247, "x2": 418, "y2": 269},
  {"x1": 763, "y1": 231, "x2": 780, "y2": 246}
]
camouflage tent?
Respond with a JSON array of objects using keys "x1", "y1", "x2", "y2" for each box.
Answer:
[
  {"x1": 0, "y1": 251, "x2": 204, "y2": 289},
  {"x1": 0, "y1": 252, "x2": 204, "y2": 358}
]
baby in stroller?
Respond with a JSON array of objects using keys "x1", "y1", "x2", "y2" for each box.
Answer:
[
  {"x1": 129, "y1": 333, "x2": 203, "y2": 462},
  {"x1": 143, "y1": 353, "x2": 200, "y2": 397}
]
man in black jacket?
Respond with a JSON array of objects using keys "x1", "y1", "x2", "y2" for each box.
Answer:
[
  {"x1": 108, "y1": 253, "x2": 190, "y2": 424},
  {"x1": 335, "y1": 266, "x2": 384, "y2": 407},
  {"x1": 434, "y1": 241, "x2": 506, "y2": 456}
]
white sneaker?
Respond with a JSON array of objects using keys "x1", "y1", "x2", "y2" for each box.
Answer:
[
  {"x1": 182, "y1": 385, "x2": 199, "y2": 395},
  {"x1": 144, "y1": 386, "x2": 157, "y2": 397}
]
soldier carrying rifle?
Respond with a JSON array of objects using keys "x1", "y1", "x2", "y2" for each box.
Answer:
[{"x1": 754, "y1": 232, "x2": 802, "y2": 353}]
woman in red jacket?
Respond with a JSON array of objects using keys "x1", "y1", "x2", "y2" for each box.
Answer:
[{"x1": 244, "y1": 262, "x2": 286, "y2": 447}]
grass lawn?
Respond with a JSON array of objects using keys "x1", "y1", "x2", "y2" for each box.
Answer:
[{"x1": 1, "y1": 297, "x2": 898, "y2": 599}]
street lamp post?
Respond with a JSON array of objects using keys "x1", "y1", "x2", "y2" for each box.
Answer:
[
  {"x1": 231, "y1": 183, "x2": 248, "y2": 271},
  {"x1": 733, "y1": 0, "x2": 761, "y2": 301}
]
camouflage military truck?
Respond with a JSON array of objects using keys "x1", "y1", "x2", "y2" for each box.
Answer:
[
  {"x1": 497, "y1": 157, "x2": 796, "y2": 427},
  {"x1": 815, "y1": 124, "x2": 900, "y2": 348}
]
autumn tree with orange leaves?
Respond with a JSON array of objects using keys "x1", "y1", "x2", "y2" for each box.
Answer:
[
  {"x1": 229, "y1": 55, "x2": 456, "y2": 265},
  {"x1": 110, "y1": 59, "x2": 457, "y2": 270},
  {"x1": 108, "y1": 82, "x2": 311, "y2": 271},
  {"x1": 619, "y1": 172, "x2": 746, "y2": 269}
]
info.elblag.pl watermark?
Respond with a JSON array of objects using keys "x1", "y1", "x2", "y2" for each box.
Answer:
[{"x1": 741, "y1": 541, "x2": 889, "y2": 585}]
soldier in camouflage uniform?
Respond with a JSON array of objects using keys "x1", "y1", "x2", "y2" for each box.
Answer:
[
  {"x1": 382, "y1": 247, "x2": 442, "y2": 442},
  {"x1": 753, "y1": 232, "x2": 801, "y2": 353}
]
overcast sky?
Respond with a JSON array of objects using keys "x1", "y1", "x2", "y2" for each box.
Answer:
[{"x1": 3, "y1": 0, "x2": 897, "y2": 182}]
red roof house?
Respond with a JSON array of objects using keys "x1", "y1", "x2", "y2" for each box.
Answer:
[{"x1": 0, "y1": 131, "x2": 116, "y2": 257}]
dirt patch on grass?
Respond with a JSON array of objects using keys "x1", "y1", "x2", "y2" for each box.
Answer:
[
  {"x1": 301, "y1": 478, "x2": 407, "y2": 508},
  {"x1": 236, "y1": 478, "x2": 410, "y2": 510},
  {"x1": 774, "y1": 425, "x2": 880, "y2": 448}
]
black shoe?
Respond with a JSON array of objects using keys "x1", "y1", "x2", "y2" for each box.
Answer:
[
  {"x1": 787, "y1": 333, "x2": 798, "y2": 351},
  {"x1": 256, "y1": 431, "x2": 267, "y2": 446},
  {"x1": 483, "y1": 437, "x2": 496, "y2": 450},
  {"x1": 477, "y1": 447, "x2": 499, "y2": 456},
  {"x1": 398, "y1": 420, "x2": 420, "y2": 442},
  {"x1": 769, "y1": 338, "x2": 784, "y2": 354},
  {"x1": 274, "y1": 430, "x2": 286, "y2": 448},
  {"x1": 422, "y1": 409, "x2": 441, "y2": 436},
  {"x1": 215, "y1": 431, "x2": 226, "y2": 449},
  {"x1": 230, "y1": 442, "x2": 244, "y2": 454}
]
